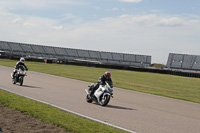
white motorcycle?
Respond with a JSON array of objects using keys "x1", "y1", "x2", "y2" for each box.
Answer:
[
  {"x1": 85, "y1": 81, "x2": 114, "y2": 106},
  {"x1": 11, "y1": 68, "x2": 27, "y2": 86}
]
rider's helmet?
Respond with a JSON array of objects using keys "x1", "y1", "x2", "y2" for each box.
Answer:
[
  {"x1": 20, "y1": 57, "x2": 25, "y2": 62},
  {"x1": 104, "y1": 71, "x2": 111, "y2": 80}
]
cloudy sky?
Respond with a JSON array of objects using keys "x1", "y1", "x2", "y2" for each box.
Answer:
[{"x1": 0, "y1": 0, "x2": 200, "y2": 64}]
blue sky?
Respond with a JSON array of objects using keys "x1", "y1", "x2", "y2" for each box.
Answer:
[{"x1": 0, "y1": 0, "x2": 200, "y2": 64}]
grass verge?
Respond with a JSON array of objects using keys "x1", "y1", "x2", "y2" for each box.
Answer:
[
  {"x1": 1, "y1": 59, "x2": 200, "y2": 104},
  {"x1": 0, "y1": 89, "x2": 126, "y2": 133}
]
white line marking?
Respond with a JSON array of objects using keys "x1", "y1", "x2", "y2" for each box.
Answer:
[{"x1": 0, "y1": 87, "x2": 136, "y2": 133}]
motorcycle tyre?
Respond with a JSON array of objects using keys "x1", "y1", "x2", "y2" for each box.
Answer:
[
  {"x1": 100, "y1": 95, "x2": 110, "y2": 106},
  {"x1": 19, "y1": 77, "x2": 23, "y2": 86},
  {"x1": 86, "y1": 95, "x2": 93, "y2": 103},
  {"x1": 12, "y1": 79, "x2": 16, "y2": 84}
]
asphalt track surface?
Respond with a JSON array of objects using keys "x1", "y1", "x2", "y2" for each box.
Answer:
[{"x1": 0, "y1": 66, "x2": 200, "y2": 133}]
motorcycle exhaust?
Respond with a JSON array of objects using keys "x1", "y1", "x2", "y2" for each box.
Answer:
[{"x1": 85, "y1": 89, "x2": 89, "y2": 94}]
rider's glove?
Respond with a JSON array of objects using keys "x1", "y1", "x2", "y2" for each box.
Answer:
[{"x1": 99, "y1": 81, "x2": 104, "y2": 85}]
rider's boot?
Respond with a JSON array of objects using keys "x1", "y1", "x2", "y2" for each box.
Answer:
[
  {"x1": 89, "y1": 84, "x2": 99, "y2": 98},
  {"x1": 89, "y1": 88, "x2": 95, "y2": 98}
]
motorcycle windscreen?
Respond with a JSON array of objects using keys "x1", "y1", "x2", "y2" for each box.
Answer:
[
  {"x1": 106, "y1": 80, "x2": 113, "y2": 88},
  {"x1": 18, "y1": 66, "x2": 25, "y2": 71}
]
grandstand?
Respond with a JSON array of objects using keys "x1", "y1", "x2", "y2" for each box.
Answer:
[
  {"x1": 167, "y1": 53, "x2": 200, "y2": 71},
  {"x1": 0, "y1": 41, "x2": 151, "y2": 68},
  {"x1": 2, "y1": 41, "x2": 200, "y2": 78}
]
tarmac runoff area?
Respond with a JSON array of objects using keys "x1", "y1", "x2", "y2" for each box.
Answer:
[{"x1": 0, "y1": 65, "x2": 200, "y2": 133}]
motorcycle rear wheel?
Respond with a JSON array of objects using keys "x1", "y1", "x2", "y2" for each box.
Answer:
[
  {"x1": 86, "y1": 95, "x2": 93, "y2": 103},
  {"x1": 12, "y1": 79, "x2": 16, "y2": 84}
]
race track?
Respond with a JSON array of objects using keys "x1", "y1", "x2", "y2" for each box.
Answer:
[{"x1": 0, "y1": 66, "x2": 200, "y2": 133}]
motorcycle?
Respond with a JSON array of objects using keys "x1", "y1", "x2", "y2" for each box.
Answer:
[
  {"x1": 11, "y1": 68, "x2": 27, "y2": 86},
  {"x1": 85, "y1": 81, "x2": 114, "y2": 106}
]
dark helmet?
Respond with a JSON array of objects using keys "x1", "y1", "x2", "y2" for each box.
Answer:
[{"x1": 104, "y1": 71, "x2": 111, "y2": 80}]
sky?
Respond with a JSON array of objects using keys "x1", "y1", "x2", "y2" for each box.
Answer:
[{"x1": 0, "y1": 0, "x2": 200, "y2": 64}]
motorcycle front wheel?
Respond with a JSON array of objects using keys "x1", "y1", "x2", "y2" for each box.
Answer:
[
  {"x1": 100, "y1": 95, "x2": 110, "y2": 106},
  {"x1": 19, "y1": 77, "x2": 23, "y2": 86}
]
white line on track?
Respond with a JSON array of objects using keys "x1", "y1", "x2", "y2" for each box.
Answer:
[{"x1": 0, "y1": 87, "x2": 136, "y2": 133}]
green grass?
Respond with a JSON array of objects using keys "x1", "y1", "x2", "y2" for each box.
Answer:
[
  {"x1": 1, "y1": 59, "x2": 200, "y2": 103},
  {"x1": 0, "y1": 90, "x2": 125, "y2": 133}
]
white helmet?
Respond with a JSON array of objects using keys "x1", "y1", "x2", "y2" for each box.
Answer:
[{"x1": 20, "y1": 57, "x2": 25, "y2": 62}]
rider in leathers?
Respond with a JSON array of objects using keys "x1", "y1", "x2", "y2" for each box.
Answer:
[
  {"x1": 12, "y1": 57, "x2": 28, "y2": 78},
  {"x1": 90, "y1": 72, "x2": 113, "y2": 97}
]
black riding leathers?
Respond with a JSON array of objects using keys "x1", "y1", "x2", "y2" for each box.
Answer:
[
  {"x1": 90, "y1": 75, "x2": 112, "y2": 97},
  {"x1": 12, "y1": 61, "x2": 28, "y2": 78}
]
